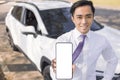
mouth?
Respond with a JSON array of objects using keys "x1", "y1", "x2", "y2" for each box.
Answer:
[{"x1": 80, "y1": 25, "x2": 88, "y2": 29}]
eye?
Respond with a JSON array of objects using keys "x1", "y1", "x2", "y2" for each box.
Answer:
[
  {"x1": 77, "y1": 16, "x2": 82, "y2": 19},
  {"x1": 86, "y1": 14, "x2": 93, "y2": 18}
]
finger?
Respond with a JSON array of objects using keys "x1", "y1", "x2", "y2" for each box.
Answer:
[
  {"x1": 72, "y1": 64, "x2": 76, "y2": 73},
  {"x1": 51, "y1": 59, "x2": 56, "y2": 65},
  {"x1": 53, "y1": 67, "x2": 56, "y2": 73},
  {"x1": 53, "y1": 59, "x2": 56, "y2": 63},
  {"x1": 52, "y1": 63, "x2": 56, "y2": 69},
  {"x1": 51, "y1": 59, "x2": 56, "y2": 71}
]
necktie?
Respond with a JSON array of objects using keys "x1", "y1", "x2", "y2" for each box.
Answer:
[{"x1": 72, "y1": 35, "x2": 86, "y2": 63}]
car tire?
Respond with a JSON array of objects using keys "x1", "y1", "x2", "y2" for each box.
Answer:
[
  {"x1": 96, "y1": 76, "x2": 103, "y2": 80},
  {"x1": 43, "y1": 65, "x2": 52, "y2": 80},
  {"x1": 116, "y1": 76, "x2": 120, "y2": 80}
]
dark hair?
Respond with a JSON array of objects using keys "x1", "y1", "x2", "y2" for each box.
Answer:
[{"x1": 70, "y1": 0, "x2": 95, "y2": 16}]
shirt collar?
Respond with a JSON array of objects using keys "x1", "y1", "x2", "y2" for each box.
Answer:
[{"x1": 73, "y1": 28, "x2": 91, "y2": 40}]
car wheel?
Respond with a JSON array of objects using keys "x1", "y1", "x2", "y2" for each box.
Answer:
[
  {"x1": 6, "y1": 28, "x2": 18, "y2": 51},
  {"x1": 43, "y1": 65, "x2": 52, "y2": 80},
  {"x1": 116, "y1": 76, "x2": 120, "y2": 80},
  {"x1": 96, "y1": 76, "x2": 103, "y2": 80}
]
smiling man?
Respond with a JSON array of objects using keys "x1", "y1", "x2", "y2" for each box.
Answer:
[{"x1": 50, "y1": 0, "x2": 118, "y2": 80}]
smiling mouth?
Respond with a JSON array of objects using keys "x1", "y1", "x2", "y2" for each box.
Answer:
[{"x1": 81, "y1": 26, "x2": 88, "y2": 29}]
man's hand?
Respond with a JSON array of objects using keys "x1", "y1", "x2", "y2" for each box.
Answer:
[
  {"x1": 51, "y1": 58, "x2": 76, "y2": 73},
  {"x1": 51, "y1": 59, "x2": 56, "y2": 73}
]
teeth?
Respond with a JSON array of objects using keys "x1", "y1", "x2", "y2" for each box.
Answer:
[{"x1": 82, "y1": 26, "x2": 87, "y2": 28}]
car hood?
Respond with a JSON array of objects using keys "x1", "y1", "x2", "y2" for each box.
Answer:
[{"x1": 95, "y1": 24, "x2": 120, "y2": 73}]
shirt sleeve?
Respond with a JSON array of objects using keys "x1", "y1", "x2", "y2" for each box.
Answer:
[{"x1": 101, "y1": 38, "x2": 118, "y2": 80}]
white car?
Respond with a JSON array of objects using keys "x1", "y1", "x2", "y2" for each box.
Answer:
[{"x1": 5, "y1": 1, "x2": 120, "y2": 80}]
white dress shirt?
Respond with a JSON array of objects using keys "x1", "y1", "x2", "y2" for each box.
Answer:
[{"x1": 50, "y1": 28, "x2": 118, "y2": 80}]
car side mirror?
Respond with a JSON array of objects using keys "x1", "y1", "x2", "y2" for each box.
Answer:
[{"x1": 21, "y1": 26, "x2": 36, "y2": 35}]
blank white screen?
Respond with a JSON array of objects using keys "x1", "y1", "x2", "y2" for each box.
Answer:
[{"x1": 56, "y1": 42, "x2": 72, "y2": 79}]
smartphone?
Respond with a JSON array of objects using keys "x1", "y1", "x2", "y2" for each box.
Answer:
[{"x1": 56, "y1": 42, "x2": 73, "y2": 79}]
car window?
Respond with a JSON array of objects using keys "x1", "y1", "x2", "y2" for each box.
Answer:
[
  {"x1": 39, "y1": 8, "x2": 75, "y2": 38},
  {"x1": 25, "y1": 9, "x2": 38, "y2": 32},
  {"x1": 91, "y1": 20, "x2": 104, "y2": 31},
  {"x1": 11, "y1": 6, "x2": 23, "y2": 21}
]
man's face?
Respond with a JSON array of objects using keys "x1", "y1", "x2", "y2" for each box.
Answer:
[{"x1": 71, "y1": 5, "x2": 94, "y2": 34}]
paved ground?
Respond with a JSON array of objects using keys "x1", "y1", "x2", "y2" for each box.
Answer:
[
  {"x1": 0, "y1": 1, "x2": 120, "y2": 80},
  {"x1": 0, "y1": 21, "x2": 44, "y2": 80},
  {"x1": 95, "y1": 7, "x2": 120, "y2": 30}
]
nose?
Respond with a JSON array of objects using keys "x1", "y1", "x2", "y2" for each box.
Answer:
[{"x1": 81, "y1": 18, "x2": 87, "y2": 24}]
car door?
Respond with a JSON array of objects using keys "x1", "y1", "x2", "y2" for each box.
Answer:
[
  {"x1": 21, "y1": 6, "x2": 44, "y2": 70},
  {"x1": 20, "y1": 8, "x2": 37, "y2": 54}
]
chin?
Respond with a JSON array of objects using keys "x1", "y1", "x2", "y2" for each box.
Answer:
[{"x1": 81, "y1": 30, "x2": 88, "y2": 34}]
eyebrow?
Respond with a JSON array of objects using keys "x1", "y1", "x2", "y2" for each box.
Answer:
[{"x1": 76, "y1": 14, "x2": 93, "y2": 17}]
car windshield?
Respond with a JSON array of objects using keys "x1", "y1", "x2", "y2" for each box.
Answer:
[
  {"x1": 39, "y1": 7, "x2": 103, "y2": 38},
  {"x1": 39, "y1": 7, "x2": 74, "y2": 38}
]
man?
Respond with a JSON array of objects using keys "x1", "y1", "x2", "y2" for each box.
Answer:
[{"x1": 50, "y1": 0, "x2": 118, "y2": 80}]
